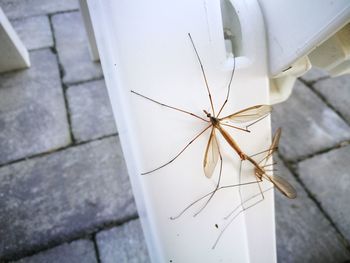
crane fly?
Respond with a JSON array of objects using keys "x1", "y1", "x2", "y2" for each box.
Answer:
[{"x1": 131, "y1": 33, "x2": 272, "y2": 194}]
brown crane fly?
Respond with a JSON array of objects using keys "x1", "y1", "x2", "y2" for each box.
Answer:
[{"x1": 131, "y1": 33, "x2": 296, "y2": 221}]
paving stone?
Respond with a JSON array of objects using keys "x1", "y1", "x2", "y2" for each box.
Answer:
[
  {"x1": 0, "y1": 0, "x2": 78, "y2": 19},
  {"x1": 300, "y1": 67, "x2": 329, "y2": 83},
  {"x1": 0, "y1": 49, "x2": 71, "y2": 165},
  {"x1": 11, "y1": 16, "x2": 53, "y2": 51},
  {"x1": 275, "y1": 156, "x2": 350, "y2": 263},
  {"x1": 52, "y1": 12, "x2": 103, "y2": 85},
  {"x1": 0, "y1": 137, "x2": 137, "y2": 261},
  {"x1": 297, "y1": 145, "x2": 350, "y2": 243},
  {"x1": 67, "y1": 80, "x2": 117, "y2": 142},
  {"x1": 96, "y1": 219, "x2": 150, "y2": 263},
  {"x1": 12, "y1": 239, "x2": 97, "y2": 263},
  {"x1": 272, "y1": 80, "x2": 350, "y2": 161},
  {"x1": 313, "y1": 74, "x2": 350, "y2": 124}
]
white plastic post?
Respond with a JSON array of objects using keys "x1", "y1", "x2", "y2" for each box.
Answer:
[
  {"x1": 87, "y1": 0, "x2": 275, "y2": 262},
  {"x1": 0, "y1": 7, "x2": 30, "y2": 73},
  {"x1": 79, "y1": 0, "x2": 100, "y2": 61}
]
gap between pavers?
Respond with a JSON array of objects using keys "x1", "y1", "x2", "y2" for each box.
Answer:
[
  {"x1": 275, "y1": 155, "x2": 350, "y2": 262},
  {"x1": 51, "y1": 11, "x2": 103, "y2": 85},
  {"x1": 66, "y1": 79, "x2": 117, "y2": 143},
  {"x1": 10, "y1": 239, "x2": 97, "y2": 263},
  {"x1": 0, "y1": 49, "x2": 71, "y2": 165},
  {"x1": 0, "y1": 0, "x2": 79, "y2": 20},
  {"x1": 272, "y1": 79, "x2": 350, "y2": 162},
  {"x1": 297, "y1": 144, "x2": 350, "y2": 245},
  {"x1": 10, "y1": 15, "x2": 53, "y2": 51},
  {"x1": 96, "y1": 219, "x2": 150, "y2": 263}
]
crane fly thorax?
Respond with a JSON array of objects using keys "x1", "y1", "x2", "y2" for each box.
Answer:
[{"x1": 210, "y1": 117, "x2": 219, "y2": 126}]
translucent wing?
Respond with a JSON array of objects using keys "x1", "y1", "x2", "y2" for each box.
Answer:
[
  {"x1": 220, "y1": 105, "x2": 272, "y2": 123},
  {"x1": 266, "y1": 174, "x2": 297, "y2": 199},
  {"x1": 262, "y1": 128, "x2": 282, "y2": 166},
  {"x1": 270, "y1": 127, "x2": 281, "y2": 154},
  {"x1": 203, "y1": 128, "x2": 219, "y2": 178}
]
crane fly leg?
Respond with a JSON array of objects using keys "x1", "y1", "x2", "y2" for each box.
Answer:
[
  {"x1": 131, "y1": 90, "x2": 209, "y2": 122},
  {"x1": 188, "y1": 33, "x2": 216, "y2": 116},
  {"x1": 212, "y1": 187, "x2": 274, "y2": 250},
  {"x1": 141, "y1": 125, "x2": 212, "y2": 175}
]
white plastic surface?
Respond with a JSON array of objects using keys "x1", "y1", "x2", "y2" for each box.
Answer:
[
  {"x1": 308, "y1": 23, "x2": 350, "y2": 76},
  {"x1": 258, "y1": 0, "x2": 350, "y2": 76},
  {"x1": 0, "y1": 7, "x2": 30, "y2": 73},
  {"x1": 88, "y1": 0, "x2": 276, "y2": 262}
]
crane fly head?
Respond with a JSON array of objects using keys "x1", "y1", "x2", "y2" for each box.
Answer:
[{"x1": 203, "y1": 110, "x2": 211, "y2": 118}]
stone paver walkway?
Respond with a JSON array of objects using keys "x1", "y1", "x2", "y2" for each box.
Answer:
[{"x1": 0, "y1": 1, "x2": 349, "y2": 262}]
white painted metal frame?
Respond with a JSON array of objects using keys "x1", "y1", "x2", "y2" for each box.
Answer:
[
  {"x1": 0, "y1": 7, "x2": 30, "y2": 73},
  {"x1": 87, "y1": 0, "x2": 276, "y2": 262}
]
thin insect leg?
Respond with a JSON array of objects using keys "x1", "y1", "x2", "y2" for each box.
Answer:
[
  {"x1": 249, "y1": 148, "x2": 276, "y2": 159},
  {"x1": 170, "y1": 180, "x2": 262, "y2": 220},
  {"x1": 217, "y1": 53, "x2": 236, "y2": 118},
  {"x1": 141, "y1": 125, "x2": 212, "y2": 175},
  {"x1": 226, "y1": 174, "x2": 264, "y2": 220},
  {"x1": 226, "y1": 162, "x2": 263, "y2": 220},
  {"x1": 193, "y1": 135, "x2": 223, "y2": 217},
  {"x1": 131, "y1": 90, "x2": 209, "y2": 122},
  {"x1": 245, "y1": 114, "x2": 270, "y2": 131},
  {"x1": 260, "y1": 162, "x2": 277, "y2": 168},
  {"x1": 238, "y1": 160, "x2": 244, "y2": 210},
  {"x1": 263, "y1": 169, "x2": 278, "y2": 172},
  {"x1": 220, "y1": 123, "x2": 250, "y2": 133},
  {"x1": 212, "y1": 187, "x2": 273, "y2": 250},
  {"x1": 188, "y1": 33, "x2": 215, "y2": 116}
]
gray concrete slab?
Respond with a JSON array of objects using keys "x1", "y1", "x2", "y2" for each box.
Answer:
[
  {"x1": 0, "y1": 136, "x2": 136, "y2": 261},
  {"x1": 272, "y1": 80, "x2": 350, "y2": 161},
  {"x1": 275, "y1": 156, "x2": 350, "y2": 263},
  {"x1": 96, "y1": 219, "x2": 150, "y2": 263},
  {"x1": 11, "y1": 16, "x2": 53, "y2": 51},
  {"x1": 297, "y1": 144, "x2": 350, "y2": 243},
  {"x1": 0, "y1": 49, "x2": 71, "y2": 165},
  {"x1": 313, "y1": 74, "x2": 350, "y2": 124},
  {"x1": 12, "y1": 239, "x2": 97, "y2": 263},
  {"x1": 51, "y1": 12, "x2": 103, "y2": 85},
  {"x1": 67, "y1": 80, "x2": 117, "y2": 142},
  {"x1": 300, "y1": 67, "x2": 329, "y2": 83},
  {"x1": 0, "y1": 0, "x2": 79, "y2": 20}
]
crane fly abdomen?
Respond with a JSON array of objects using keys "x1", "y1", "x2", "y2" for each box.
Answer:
[{"x1": 216, "y1": 124, "x2": 246, "y2": 160}]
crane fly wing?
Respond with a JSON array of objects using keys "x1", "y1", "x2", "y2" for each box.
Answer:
[
  {"x1": 270, "y1": 127, "x2": 281, "y2": 154},
  {"x1": 203, "y1": 128, "x2": 219, "y2": 178},
  {"x1": 266, "y1": 174, "x2": 297, "y2": 199},
  {"x1": 220, "y1": 105, "x2": 272, "y2": 123},
  {"x1": 262, "y1": 127, "x2": 282, "y2": 165}
]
